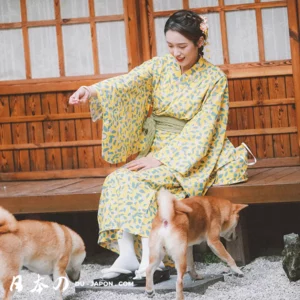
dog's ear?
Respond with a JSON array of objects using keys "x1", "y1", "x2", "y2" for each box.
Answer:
[
  {"x1": 234, "y1": 204, "x2": 248, "y2": 213},
  {"x1": 174, "y1": 201, "x2": 193, "y2": 213}
]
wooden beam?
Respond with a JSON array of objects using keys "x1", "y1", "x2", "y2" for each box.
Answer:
[
  {"x1": 0, "y1": 15, "x2": 125, "y2": 29},
  {"x1": 222, "y1": 65, "x2": 292, "y2": 79},
  {"x1": 287, "y1": 0, "x2": 300, "y2": 153},
  {"x1": 147, "y1": 0, "x2": 157, "y2": 57},
  {"x1": 248, "y1": 156, "x2": 300, "y2": 168},
  {"x1": 124, "y1": 0, "x2": 142, "y2": 69},
  {"x1": 227, "y1": 127, "x2": 298, "y2": 137},
  {"x1": 0, "y1": 74, "x2": 124, "y2": 95},
  {"x1": 153, "y1": 1, "x2": 287, "y2": 17},
  {"x1": 207, "y1": 182, "x2": 300, "y2": 204},
  {"x1": 0, "y1": 98, "x2": 295, "y2": 125},
  {"x1": 54, "y1": 0, "x2": 65, "y2": 76},
  {"x1": 139, "y1": 0, "x2": 151, "y2": 61},
  {"x1": 255, "y1": 1, "x2": 265, "y2": 62},
  {"x1": 20, "y1": 0, "x2": 31, "y2": 79},
  {"x1": 0, "y1": 113, "x2": 91, "y2": 123},
  {"x1": 219, "y1": 0, "x2": 230, "y2": 64},
  {"x1": 229, "y1": 98, "x2": 295, "y2": 108},
  {"x1": 0, "y1": 63, "x2": 292, "y2": 95},
  {"x1": 0, "y1": 140, "x2": 103, "y2": 151},
  {"x1": 183, "y1": 0, "x2": 189, "y2": 10},
  {"x1": 0, "y1": 194, "x2": 100, "y2": 214},
  {"x1": 0, "y1": 168, "x2": 115, "y2": 181},
  {"x1": 88, "y1": 0, "x2": 100, "y2": 75}
]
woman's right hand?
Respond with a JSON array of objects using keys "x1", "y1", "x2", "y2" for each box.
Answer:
[{"x1": 69, "y1": 86, "x2": 91, "y2": 105}]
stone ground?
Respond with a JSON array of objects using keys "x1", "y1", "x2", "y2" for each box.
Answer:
[{"x1": 1, "y1": 256, "x2": 300, "y2": 300}]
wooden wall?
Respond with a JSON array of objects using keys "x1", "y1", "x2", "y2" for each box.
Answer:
[
  {"x1": 1, "y1": 0, "x2": 300, "y2": 180},
  {"x1": 0, "y1": 73, "x2": 298, "y2": 180}
]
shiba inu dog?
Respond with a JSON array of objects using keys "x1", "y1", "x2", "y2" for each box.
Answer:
[
  {"x1": 146, "y1": 188, "x2": 248, "y2": 300},
  {"x1": 0, "y1": 206, "x2": 86, "y2": 300}
]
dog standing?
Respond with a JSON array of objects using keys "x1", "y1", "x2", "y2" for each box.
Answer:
[
  {"x1": 0, "y1": 206, "x2": 86, "y2": 300},
  {"x1": 145, "y1": 189, "x2": 248, "y2": 300}
]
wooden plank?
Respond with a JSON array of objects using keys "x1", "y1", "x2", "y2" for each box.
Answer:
[
  {"x1": 25, "y1": 94, "x2": 46, "y2": 171},
  {"x1": 251, "y1": 78, "x2": 274, "y2": 158},
  {"x1": 48, "y1": 178, "x2": 103, "y2": 194},
  {"x1": 0, "y1": 15, "x2": 125, "y2": 29},
  {"x1": 54, "y1": 0, "x2": 65, "y2": 76},
  {"x1": 0, "y1": 74, "x2": 123, "y2": 95},
  {"x1": 0, "y1": 140, "x2": 103, "y2": 151},
  {"x1": 254, "y1": 3, "x2": 265, "y2": 62},
  {"x1": 244, "y1": 167, "x2": 295, "y2": 184},
  {"x1": 0, "y1": 168, "x2": 116, "y2": 181},
  {"x1": 207, "y1": 182, "x2": 300, "y2": 204},
  {"x1": 268, "y1": 76, "x2": 291, "y2": 157},
  {"x1": 88, "y1": 0, "x2": 100, "y2": 74},
  {"x1": 229, "y1": 98, "x2": 294, "y2": 108},
  {"x1": 147, "y1": 0, "x2": 157, "y2": 57},
  {"x1": 91, "y1": 119, "x2": 110, "y2": 168},
  {"x1": 20, "y1": 0, "x2": 31, "y2": 79},
  {"x1": 228, "y1": 80, "x2": 239, "y2": 147},
  {"x1": 124, "y1": 0, "x2": 142, "y2": 69},
  {"x1": 0, "y1": 112, "x2": 91, "y2": 123},
  {"x1": 287, "y1": 0, "x2": 300, "y2": 151},
  {"x1": 57, "y1": 92, "x2": 78, "y2": 170},
  {"x1": 219, "y1": 0, "x2": 229, "y2": 64},
  {"x1": 74, "y1": 101, "x2": 94, "y2": 169},
  {"x1": 41, "y1": 93, "x2": 62, "y2": 170},
  {"x1": 249, "y1": 156, "x2": 300, "y2": 168},
  {"x1": 10, "y1": 95, "x2": 30, "y2": 171},
  {"x1": 227, "y1": 127, "x2": 297, "y2": 137},
  {"x1": 0, "y1": 65, "x2": 293, "y2": 96},
  {"x1": 183, "y1": 0, "x2": 189, "y2": 9},
  {"x1": 153, "y1": 1, "x2": 287, "y2": 17},
  {"x1": 270, "y1": 169, "x2": 300, "y2": 185},
  {"x1": 233, "y1": 79, "x2": 257, "y2": 157},
  {"x1": 139, "y1": 0, "x2": 151, "y2": 61},
  {"x1": 285, "y1": 76, "x2": 299, "y2": 157},
  {"x1": 40, "y1": 178, "x2": 85, "y2": 194},
  {"x1": 223, "y1": 65, "x2": 292, "y2": 79},
  {"x1": 0, "y1": 96, "x2": 14, "y2": 172},
  {"x1": 0, "y1": 194, "x2": 100, "y2": 214}
]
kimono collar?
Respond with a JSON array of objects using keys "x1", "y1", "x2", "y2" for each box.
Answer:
[{"x1": 173, "y1": 55, "x2": 206, "y2": 81}]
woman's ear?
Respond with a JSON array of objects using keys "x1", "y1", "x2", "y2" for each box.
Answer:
[{"x1": 198, "y1": 36, "x2": 205, "y2": 48}]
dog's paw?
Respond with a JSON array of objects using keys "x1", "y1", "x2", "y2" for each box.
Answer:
[
  {"x1": 188, "y1": 271, "x2": 204, "y2": 281},
  {"x1": 145, "y1": 289, "x2": 155, "y2": 298},
  {"x1": 231, "y1": 265, "x2": 244, "y2": 277}
]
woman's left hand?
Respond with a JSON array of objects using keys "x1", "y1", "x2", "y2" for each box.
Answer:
[{"x1": 124, "y1": 156, "x2": 162, "y2": 171}]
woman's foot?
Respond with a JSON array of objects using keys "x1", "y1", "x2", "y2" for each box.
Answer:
[{"x1": 102, "y1": 255, "x2": 139, "y2": 279}]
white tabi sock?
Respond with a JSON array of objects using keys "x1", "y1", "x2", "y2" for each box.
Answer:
[{"x1": 102, "y1": 231, "x2": 139, "y2": 279}]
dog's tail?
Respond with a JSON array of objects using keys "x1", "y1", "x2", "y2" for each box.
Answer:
[
  {"x1": 0, "y1": 206, "x2": 18, "y2": 234},
  {"x1": 157, "y1": 188, "x2": 192, "y2": 222}
]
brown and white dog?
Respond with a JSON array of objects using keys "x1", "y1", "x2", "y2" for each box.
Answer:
[
  {"x1": 145, "y1": 188, "x2": 248, "y2": 300},
  {"x1": 0, "y1": 206, "x2": 86, "y2": 300}
]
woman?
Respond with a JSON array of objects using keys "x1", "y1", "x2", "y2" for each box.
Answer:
[{"x1": 69, "y1": 10, "x2": 251, "y2": 284}]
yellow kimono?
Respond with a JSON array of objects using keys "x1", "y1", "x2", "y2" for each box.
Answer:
[{"x1": 90, "y1": 54, "x2": 248, "y2": 257}]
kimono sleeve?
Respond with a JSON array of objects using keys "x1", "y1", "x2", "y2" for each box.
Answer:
[
  {"x1": 89, "y1": 57, "x2": 161, "y2": 122},
  {"x1": 152, "y1": 75, "x2": 229, "y2": 175},
  {"x1": 89, "y1": 57, "x2": 164, "y2": 163}
]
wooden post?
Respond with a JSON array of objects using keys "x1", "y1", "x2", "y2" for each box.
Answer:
[
  {"x1": 287, "y1": 0, "x2": 300, "y2": 155},
  {"x1": 225, "y1": 214, "x2": 250, "y2": 266}
]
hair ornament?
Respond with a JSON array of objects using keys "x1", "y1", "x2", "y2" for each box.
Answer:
[{"x1": 199, "y1": 15, "x2": 209, "y2": 43}]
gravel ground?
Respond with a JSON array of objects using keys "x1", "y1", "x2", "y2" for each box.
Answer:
[{"x1": 1, "y1": 256, "x2": 300, "y2": 300}]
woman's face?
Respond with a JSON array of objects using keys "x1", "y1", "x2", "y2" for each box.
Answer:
[{"x1": 165, "y1": 30, "x2": 202, "y2": 73}]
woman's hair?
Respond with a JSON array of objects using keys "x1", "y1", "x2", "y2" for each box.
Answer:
[{"x1": 164, "y1": 10, "x2": 206, "y2": 57}]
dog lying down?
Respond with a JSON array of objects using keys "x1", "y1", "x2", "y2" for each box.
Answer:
[
  {"x1": 146, "y1": 188, "x2": 248, "y2": 300},
  {"x1": 0, "y1": 206, "x2": 86, "y2": 300}
]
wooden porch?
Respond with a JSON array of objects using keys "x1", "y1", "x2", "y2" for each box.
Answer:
[{"x1": 1, "y1": 165, "x2": 300, "y2": 214}]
